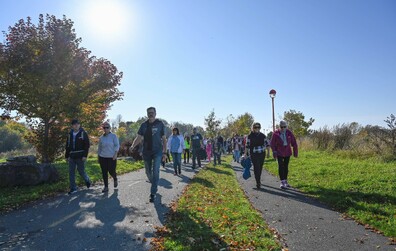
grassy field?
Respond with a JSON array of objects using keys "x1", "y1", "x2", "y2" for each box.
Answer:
[
  {"x1": 0, "y1": 158, "x2": 143, "y2": 212},
  {"x1": 152, "y1": 160, "x2": 281, "y2": 251},
  {"x1": 264, "y1": 150, "x2": 396, "y2": 238}
]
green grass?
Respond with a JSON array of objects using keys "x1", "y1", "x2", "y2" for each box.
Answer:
[
  {"x1": 265, "y1": 150, "x2": 396, "y2": 238},
  {"x1": 153, "y1": 160, "x2": 281, "y2": 251},
  {"x1": 0, "y1": 157, "x2": 144, "y2": 212}
]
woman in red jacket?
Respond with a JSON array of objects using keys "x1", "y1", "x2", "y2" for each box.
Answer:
[{"x1": 271, "y1": 120, "x2": 298, "y2": 189}]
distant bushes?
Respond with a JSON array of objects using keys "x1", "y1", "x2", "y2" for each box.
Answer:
[
  {"x1": 0, "y1": 121, "x2": 31, "y2": 153},
  {"x1": 305, "y1": 115, "x2": 396, "y2": 162}
]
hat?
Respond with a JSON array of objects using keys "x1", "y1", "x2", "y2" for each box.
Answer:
[
  {"x1": 280, "y1": 120, "x2": 288, "y2": 127},
  {"x1": 71, "y1": 119, "x2": 80, "y2": 125}
]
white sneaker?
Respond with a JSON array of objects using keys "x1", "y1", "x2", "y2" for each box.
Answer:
[
  {"x1": 285, "y1": 180, "x2": 291, "y2": 188},
  {"x1": 280, "y1": 180, "x2": 286, "y2": 189}
]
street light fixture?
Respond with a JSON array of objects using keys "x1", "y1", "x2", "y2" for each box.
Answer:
[{"x1": 269, "y1": 89, "x2": 276, "y2": 132}]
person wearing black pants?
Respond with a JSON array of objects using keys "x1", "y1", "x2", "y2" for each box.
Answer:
[
  {"x1": 271, "y1": 120, "x2": 298, "y2": 189},
  {"x1": 277, "y1": 156, "x2": 290, "y2": 183},
  {"x1": 99, "y1": 157, "x2": 117, "y2": 188},
  {"x1": 98, "y1": 122, "x2": 120, "y2": 193},
  {"x1": 245, "y1": 122, "x2": 267, "y2": 189}
]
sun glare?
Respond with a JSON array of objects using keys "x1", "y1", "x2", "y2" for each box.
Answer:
[{"x1": 82, "y1": 0, "x2": 131, "y2": 42}]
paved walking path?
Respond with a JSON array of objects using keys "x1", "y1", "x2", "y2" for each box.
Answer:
[
  {"x1": 233, "y1": 161, "x2": 394, "y2": 251},
  {"x1": 0, "y1": 161, "x2": 204, "y2": 251}
]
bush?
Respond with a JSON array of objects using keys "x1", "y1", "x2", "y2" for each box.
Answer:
[
  {"x1": 311, "y1": 126, "x2": 333, "y2": 150},
  {"x1": 0, "y1": 127, "x2": 24, "y2": 152}
]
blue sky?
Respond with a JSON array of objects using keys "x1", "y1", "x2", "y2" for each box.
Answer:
[{"x1": 1, "y1": 0, "x2": 395, "y2": 132}]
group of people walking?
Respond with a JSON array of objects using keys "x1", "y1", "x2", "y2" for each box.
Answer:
[
  {"x1": 242, "y1": 120, "x2": 298, "y2": 189},
  {"x1": 65, "y1": 106, "x2": 298, "y2": 203}
]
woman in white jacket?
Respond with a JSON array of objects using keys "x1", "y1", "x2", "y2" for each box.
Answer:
[{"x1": 167, "y1": 127, "x2": 185, "y2": 176}]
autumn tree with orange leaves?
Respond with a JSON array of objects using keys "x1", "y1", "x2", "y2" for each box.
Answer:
[{"x1": 0, "y1": 14, "x2": 123, "y2": 162}]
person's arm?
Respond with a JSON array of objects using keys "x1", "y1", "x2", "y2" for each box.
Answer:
[
  {"x1": 162, "y1": 135, "x2": 167, "y2": 161},
  {"x1": 113, "y1": 134, "x2": 120, "y2": 160},
  {"x1": 244, "y1": 135, "x2": 250, "y2": 156},
  {"x1": 83, "y1": 131, "x2": 90, "y2": 161},
  {"x1": 271, "y1": 134, "x2": 278, "y2": 159},
  {"x1": 130, "y1": 135, "x2": 143, "y2": 152}
]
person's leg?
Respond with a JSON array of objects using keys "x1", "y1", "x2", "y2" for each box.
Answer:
[
  {"x1": 144, "y1": 157, "x2": 153, "y2": 183},
  {"x1": 177, "y1": 153, "x2": 182, "y2": 174},
  {"x1": 192, "y1": 148, "x2": 197, "y2": 168},
  {"x1": 99, "y1": 157, "x2": 109, "y2": 188},
  {"x1": 207, "y1": 151, "x2": 211, "y2": 162},
  {"x1": 235, "y1": 150, "x2": 240, "y2": 163},
  {"x1": 187, "y1": 149, "x2": 190, "y2": 163},
  {"x1": 257, "y1": 153, "x2": 265, "y2": 185},
  {"x1": 277, "y1": 157, "x2": 286, "y2": 188},
  {"x1": 76, "y1": 158, "x2": 91, "y2": 186},
  {"x1": 183, "y1": 150, "x2": 187, "y2": 164},
  {"x1": 284, "y1": 156, "x2": 291, "y2": 186},
  {"x1": 218, "y1": 151, "x2": 222, "y2": 164},
  {"x1": 68, "y1": 158, "x2": 77, "y2": 191},
  {"x1": 251, "y1": 154, "x2": 261, "y2": 187},
  {"x1": 171, "y1": 152, "x2": 178, "y2": 174},
  {"x1": 151, "y1": 153, "x2": 162, "y2": 196},
  {"x1": 109, "y1": 158, "x2": 118, "y2": 187},
  {"x1": 213, "y1": 152, "x2": 217, "y2": 165}
]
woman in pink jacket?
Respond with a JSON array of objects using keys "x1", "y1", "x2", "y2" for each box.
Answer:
[{"x1": 271, "y1": 120, "x2": 298, "y2": 189}]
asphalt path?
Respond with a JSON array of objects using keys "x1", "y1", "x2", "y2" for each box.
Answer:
[
  {"x1": 233, "y1": 161, "x2": 394, "y2": 251},
  {"x1": 0, "y1": 161, "x2": 204, "y2": 251}
]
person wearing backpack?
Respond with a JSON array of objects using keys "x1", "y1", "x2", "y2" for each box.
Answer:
[{"x1": 65, "y1": 119, "x2": 91, "y2": 195}]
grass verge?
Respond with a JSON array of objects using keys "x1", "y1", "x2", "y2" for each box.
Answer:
[
  {"x1": 265, "y1": 150, "x2": 396, "y2": 238},
  {"x1": 152, "y1": 161, "x2": 281, "y2": 251},
  {"x1": 0, "y1": 157, "x2": 143, "y2": 212}
]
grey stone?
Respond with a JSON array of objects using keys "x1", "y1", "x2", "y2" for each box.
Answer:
[
  {"x1": 0, "y1": 162, "x2": 59, "y2": 187},
  {"x1": 6, "y1": 155, "x2": 37, "y2": 164}
]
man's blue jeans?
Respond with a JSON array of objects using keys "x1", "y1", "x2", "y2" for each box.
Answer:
[
  {"x1": 69, "y1": 158, "x2": 90, "y2": 190},
  {"x1": 143, "y1": 153, "x2": 162, "y2": 195}
]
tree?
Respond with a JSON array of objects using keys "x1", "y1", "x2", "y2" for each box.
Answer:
[
  {"x1": 0, "y1": 14, "x2": 123, "y2": 162},
  {"x1": 384, "y1": 114, "x2": 396, "y2": 157},
  {"x1": 204, "y1": 109, "x2": 222, "y2": 138},
  {"x1": 233, "y1": 113, "x2": 254, "y2": 136},
  {"x1": 170, "y1": 121, "x2": 195, "y2": 136},
  {"x1": 283, "y1": 110, "x2": 314, "y2": 138}
]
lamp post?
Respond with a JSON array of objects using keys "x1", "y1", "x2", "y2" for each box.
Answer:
[{"x1": 269, "y1": 89, "x2": 276, "y2": 132}]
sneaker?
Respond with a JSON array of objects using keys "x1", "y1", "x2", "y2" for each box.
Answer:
[
  {"x1": 256, "y1": 183, "x2": 261, "y2": 189},
  {"x1": 68, "y1": 189, "x2": 77, "y2": 195},
  {"x1": 86, "y1": 181, "x2": 91, "y2": 189},
  {"x1": 114, "y1": 178, "x2": 118, "y2": 188},
  {"x1": 102, "y1": 187, "x2": 109, "y2": 193},
  {"x1": 173, "y1": 172, "x2": 177, "y2": 176},
  {"x1": 280, "y1": 181, "x2": 286, "y2": 189},
  {"x1": 285, "y1": 180, "x2": 291, "y2": 188},
  {"x1": 149, "y1": 194, "x2": 155, "y2": 203}
]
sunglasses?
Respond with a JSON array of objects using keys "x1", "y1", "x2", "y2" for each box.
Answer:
[
  {"x1": 103, "y1": 127, "x2": 110, "y2": 129},
  {"x1": 280, "y1": 126, "x2": 286, "y2": 129},
  {"x1": 254, "y1": 126, "x2": 261, "y2": 129}
]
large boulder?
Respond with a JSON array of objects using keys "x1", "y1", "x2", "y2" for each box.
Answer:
[{"x1": 0, "y1": 156, "x2": 59, "y2": 187}]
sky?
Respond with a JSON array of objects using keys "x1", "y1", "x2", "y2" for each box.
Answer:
[{"x1": 1, "y1": 0, "x2": 395, "y2": 133}]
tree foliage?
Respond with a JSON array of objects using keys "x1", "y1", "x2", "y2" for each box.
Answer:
[
  {"x1": 0, "y1": 14, "x2": 123, "y2": 162},
  {"x1": 283, "y1": 110, "x2": 314, "y2": 138},
  {"x1": 204, "y1": 109, "x2": 222, "y2": 138}
]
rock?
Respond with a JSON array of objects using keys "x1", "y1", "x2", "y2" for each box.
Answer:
[
  {"x1": 0, "y1": 161, "x2": 59, "y2": 187},
  {"x1": 6, "y1": 155, "x2": 37, "y2": 164}
]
